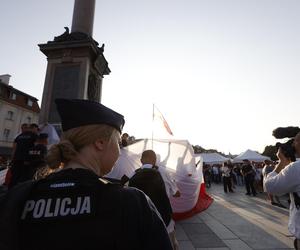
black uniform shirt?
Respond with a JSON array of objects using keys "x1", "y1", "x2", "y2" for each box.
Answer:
[
  {"x1": 26, "y1": 144, "x2": 47, "y2": 169},
  {"x1": 0, "y1": 168, "x2": 172, "y2": 250},
  {"x1": 13, "y1": 132, "x2": 38, "y2": 161}
]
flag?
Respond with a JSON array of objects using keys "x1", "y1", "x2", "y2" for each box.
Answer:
[{"x1": 153, "y1": 104, "x2": 173, "y2": 136}]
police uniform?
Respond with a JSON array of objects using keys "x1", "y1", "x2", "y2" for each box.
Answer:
[
  {"x1": 10, "y1": 131, "x2": 38, "y2": 187},
  {"x1": 24, "y1": 134, "x2": 48, "y2": 181},
  {"x1": 0, "y1": 99, "x2": 172, "y2": 250},
  {"x1": 264, "y1": 160, "x2": 300, "y2": 245}
]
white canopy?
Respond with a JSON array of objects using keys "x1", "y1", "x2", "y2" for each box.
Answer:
[
  {"x1": 106, "y1": 138, "x2": 204, "y2": 213},
  {"x1": 233, "y1": 149, "x2": 270, "y2": 163},
  {"x1": 195, "y1": 152, "x2": 229, "y2": 165}
]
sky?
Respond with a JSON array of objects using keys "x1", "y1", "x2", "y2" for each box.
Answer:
[{"x1": 1, "y1": 0, "x2": 299, "y2": 155}]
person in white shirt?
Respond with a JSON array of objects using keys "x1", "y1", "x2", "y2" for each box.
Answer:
[
  {"x1": 221, "y1": 162, "x2": 234, "y2": 193},
  {"x1": 212, "y1": 165, "x2": 219, "y2": 183},
  {"x1": 264, "y1": 132, "x2": 300, "y2": 249}
]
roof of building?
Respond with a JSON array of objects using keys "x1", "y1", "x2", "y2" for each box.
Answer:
[
  {"x1": 0, "y1": 80, "x2": 40, "y2": 113},
  {"x1": 0, "y1": 81, "x2": 38, "y2": 100}
]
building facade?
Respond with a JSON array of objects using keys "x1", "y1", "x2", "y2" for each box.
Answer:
[{"x1": 0, "y1": 74, "x2": 40, "y2": 158}]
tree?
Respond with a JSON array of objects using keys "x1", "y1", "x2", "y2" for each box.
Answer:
[{"x1": 262, "y1": 145, "x2": 277, "y2": 161}]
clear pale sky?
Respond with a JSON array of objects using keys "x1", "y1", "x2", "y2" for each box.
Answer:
[{"x1": 1, "y1": 0, "x2": 299, "y2": 155}]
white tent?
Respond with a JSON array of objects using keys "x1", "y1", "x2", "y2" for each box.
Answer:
[
  {"x1": 195, "y1": 152, "x2": 230, "y2": 165},
  {"x1": 106, "y1": 138, "x2": 205, "y2": 213},
  {"x1": 233, "y1": 149, "x2": 270, "y2": 163}
]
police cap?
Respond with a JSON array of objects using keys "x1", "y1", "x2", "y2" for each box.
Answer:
[{"x1": 55, "y1": 99, "x2": 125, "y2": 133}]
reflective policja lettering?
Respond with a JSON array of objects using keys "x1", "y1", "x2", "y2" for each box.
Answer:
[{"x1": 21, "y1": 196, "x2": 91, "y2": 219}]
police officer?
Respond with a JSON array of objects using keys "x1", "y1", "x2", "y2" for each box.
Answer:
[
  {"x1": 0, "y1": 99, "x2": 172, "y2": 250},
  {"x1": 264, "y1": 132, "x2": 300, "y2": 249},
  {"x1": 10, "y1": 124, "x2": 38, "y2": 188},
  {"x1": 241, "y1": 159, "x2": 257, "y2": 196},
  {"x1": 23, "y1": 133, "x2": 48, "y2": 181}
]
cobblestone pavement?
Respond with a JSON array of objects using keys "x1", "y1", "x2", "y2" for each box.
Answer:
[{"x1": 176, "y1": 183, "x2": 294, "y2": 250}]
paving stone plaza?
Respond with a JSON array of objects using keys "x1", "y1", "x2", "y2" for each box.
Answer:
[{"x1": 176, "y1": 184, "x2": 294, "y2": 250}]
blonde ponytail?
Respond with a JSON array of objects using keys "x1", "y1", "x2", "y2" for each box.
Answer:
[
  {"x1": 45, "y1": 124, "x2": 115, "y2": 171},
  {"x1": 46, "y1": 139, "x2": 78, "y2": 169}
]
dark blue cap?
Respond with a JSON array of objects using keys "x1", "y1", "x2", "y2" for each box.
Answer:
[{"x1": 55, "y1": 99, "x2": 125, "y2": 133}]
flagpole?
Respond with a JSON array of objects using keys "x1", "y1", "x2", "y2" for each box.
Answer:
[{"x1": 152, "y1": 103, "x2": 154, "y2": 149}]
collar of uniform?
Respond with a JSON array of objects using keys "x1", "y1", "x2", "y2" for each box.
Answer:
[
  {"x1": 63, "y1": 162, "x2": 99, "y2": 175},
  {"x1": 62, "y1": 163, "x2": 112, "y2": 184},
  {"x1": 142, "y1": 164, "x2": 153, "y2": 169},
  {"x1": 42, "y1": 168, "x2": 101, "y2": 188}
]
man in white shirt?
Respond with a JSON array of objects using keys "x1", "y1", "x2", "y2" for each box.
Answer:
[{"x1": 264, "y1": 132, "x2": 300, "y2": 249}]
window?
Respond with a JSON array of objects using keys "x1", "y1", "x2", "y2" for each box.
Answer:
[
  {"x1": 10, "y1": 92, "x2": 16, "y2": 100},
  {"x1": 3, "y1": 129, "x2": 10, "y2": 141},
  {"x1": 26, "y1": 116, "x2": 32, "y2": 124},
  {"x1": 6, "y1": 111, "x2": 13, "y2": 120},
  {"x1": 27, "y1": 99, "x2": 33, "y2": 107}
]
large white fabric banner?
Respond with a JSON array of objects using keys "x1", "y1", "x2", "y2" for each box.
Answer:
[
  {"x1": 0, "y1": 169, "x2": 8, "y2": 185},
  {"x1": 106, "y1": 139, "x2": 203, "y2": 213}
]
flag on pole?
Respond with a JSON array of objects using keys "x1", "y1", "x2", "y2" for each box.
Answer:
[{"x1": 153, "y1": 104, "x2": 174, "y2": 136}]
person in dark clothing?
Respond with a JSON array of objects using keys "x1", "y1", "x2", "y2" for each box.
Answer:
[
  {"x1": 0, "y1": 99, "x2": 172, "y2": 250},
  {"x1": 203, "y1": 164, "x2": 212, "y2": 188},
  {"x1": 242, "y1": 160, "x2": 257, "y2": 196},
  {"x1": 129, "y1": 149, "x2": 177, "y2": 249},
  {"x1": 233, "y1": 165, "x2": 243, "y2": 186},
  {"x1": 9, "y1": 124, "x2": 38, "y2": 188},
  {"x1": 120, "y1": 132, "x2": 129, "y2": 147},
  {"x1": 23, "y1": 133, "x2": 48, "y2": 181},
  {"x1": 129, "y1": 150, "x2": 173, "y2": 226}
]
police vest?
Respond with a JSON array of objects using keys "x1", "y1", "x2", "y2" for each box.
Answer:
[{"x1": 0, "y1": 169, "x2": 173, "y2": 250}]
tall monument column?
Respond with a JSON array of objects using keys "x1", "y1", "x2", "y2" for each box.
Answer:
[
  {"x1": 71, "y1": 0, "x2": 95, "y2": 35},
  {"x1": 39, "y1": 0, "x2": 110, "y2": 126}
]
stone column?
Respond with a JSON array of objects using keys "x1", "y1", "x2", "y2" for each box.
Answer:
[
  {"x1": 71, "y1": 0, "x2": 96, "y2": 36},
  {"x1": 39, "y1": 0, "x2": 110, "y2": 126}
]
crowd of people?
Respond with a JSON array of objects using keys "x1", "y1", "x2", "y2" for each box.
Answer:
[
  {"x1": 203, "y1": 159, "x2": 288, "y2": 208},
  {"x1": 202, "y1": 132, "x2": 300, "y2": 249},
  {"x1": 0, "y1": 100, "x2": 299, "y2": 249}
]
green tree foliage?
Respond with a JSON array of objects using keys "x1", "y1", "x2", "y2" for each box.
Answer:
[{"x1": 262, "y1": 145, "x2": 278, "y2": 161}]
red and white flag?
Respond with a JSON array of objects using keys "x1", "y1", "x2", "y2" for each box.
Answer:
[{"x1": 153, "y1": 104, "x2": 173, "y2": 136}]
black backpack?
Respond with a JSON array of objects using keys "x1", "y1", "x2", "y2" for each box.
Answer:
[{"x1": 128, "y1": 166, "x2": 173, "y2": 226}]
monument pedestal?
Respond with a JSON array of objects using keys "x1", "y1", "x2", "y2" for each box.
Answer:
[{"x1": 38, "y1": 31, "x2": 110, "y2": 125}]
